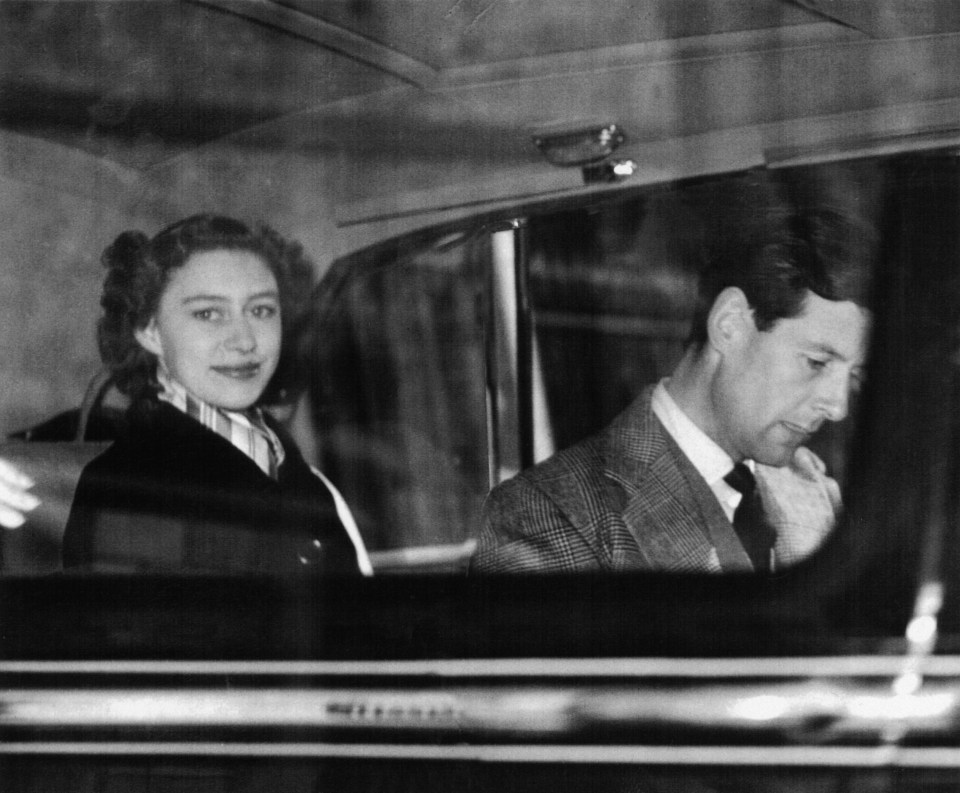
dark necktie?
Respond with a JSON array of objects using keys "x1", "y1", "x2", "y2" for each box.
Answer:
[{"x1": 724, "y1": 463, "x2": 776, "y2": 572}]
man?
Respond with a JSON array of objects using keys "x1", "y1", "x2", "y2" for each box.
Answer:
[{"x1": 472, "y1": 172, "x2": 874, "y2": 574}]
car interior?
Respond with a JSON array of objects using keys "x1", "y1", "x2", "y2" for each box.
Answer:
[{"x1": 3, "y1": 2, "x2": 960, "y2": 791}]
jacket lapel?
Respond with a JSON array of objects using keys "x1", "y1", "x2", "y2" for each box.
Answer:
[
  {"x1": 602, "y1": 388, "x2": 723, "y2": 573},
  {"x1": 147, "y1": 403, "x2": 279, "y2": 492}
]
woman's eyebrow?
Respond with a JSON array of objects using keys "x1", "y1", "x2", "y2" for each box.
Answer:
[
  {"x1": 181, "y1": 294, "x2": 230, "y2": 304},
  {"x1": 181, "y1": 290, "x2": 279, "y2": 305}
]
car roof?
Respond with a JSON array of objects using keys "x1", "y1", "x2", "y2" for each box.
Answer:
[{"x1": 4, "y1": 0, "x2": 960, "y2": 251}]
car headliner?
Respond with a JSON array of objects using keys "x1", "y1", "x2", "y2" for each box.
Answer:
[{"x1": 2, "y1": 0, "x2": 960, "y2": 239}]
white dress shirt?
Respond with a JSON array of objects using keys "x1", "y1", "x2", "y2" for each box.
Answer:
[{"x1": 650, "y1": 378, "x2": 749, "y2": 523}]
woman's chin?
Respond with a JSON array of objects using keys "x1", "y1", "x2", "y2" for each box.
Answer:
[{"x1": 199, "y1": 382, "x2": 267, "y2": 411}]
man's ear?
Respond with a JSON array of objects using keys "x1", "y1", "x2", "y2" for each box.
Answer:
[
  {"x1": 133, "y1": 319, "x2": 163, "y2": 357},
  {"x1": 706, "y1": 287, "x2": 754, "y2": 353}
]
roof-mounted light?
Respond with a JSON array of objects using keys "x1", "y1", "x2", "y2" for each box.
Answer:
[{"x1": 532, "y1": 123, "x2": 625, "y2": 167}]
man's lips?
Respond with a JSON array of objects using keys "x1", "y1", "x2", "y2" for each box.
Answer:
[{"x1": 782, "y1": 420, "x2": 819, "y2": 439}]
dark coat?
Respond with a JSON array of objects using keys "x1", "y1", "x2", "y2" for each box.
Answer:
[{"x1": 62, "y1": 401, "x2": 361, "y2": 576}]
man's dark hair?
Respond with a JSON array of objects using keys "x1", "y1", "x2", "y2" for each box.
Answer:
[
  {"x1": 97, "y1": 213, "x2": 316, "y2": 404},
  {"x1": 686, "y1": 168, "x2": 878, "y2": 348}
]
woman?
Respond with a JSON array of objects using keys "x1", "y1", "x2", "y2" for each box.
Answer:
[{"x1": 55, "y1": 214, "x2": 370, "y2": 575}]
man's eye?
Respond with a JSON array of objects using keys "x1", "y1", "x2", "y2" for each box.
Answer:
[
  {"x1": 193, "y1": 308, "x2": 221, "y2": 321},
  {"x1": 806, "y1": 357, "x2": 829, "y2": 372}
]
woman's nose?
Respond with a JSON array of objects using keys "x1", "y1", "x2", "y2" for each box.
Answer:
[{"x1": 224, "y1": 317, "x2": 257, "y2": 352}]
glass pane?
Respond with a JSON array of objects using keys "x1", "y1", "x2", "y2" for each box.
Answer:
[
  {"x1": 528, "y1": 196, "x2": 697, "y2": 454},
  {"x1": 302, "y1": 231, "x2": 491, "y2": 569},
  {"x1": 472, "y1": 162, "x2": 889, "y2": 574},
  {"x1": 526, "y1": 173, "x2": 881, "y2": 488}
]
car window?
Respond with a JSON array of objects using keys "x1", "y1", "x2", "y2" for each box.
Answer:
[
  {"x1": 525, "y1": 170, "x2": 883, "y2": 489},
  {"x1": 302, "y1": 231, "x2": 492, "y2": 571},
  {"x1": 270, "y1": 159, "x2": 889, "y2": 575},
  {"x1": 0, "y1": 158, "x2": 899, "y2": 577},
  {"x1": 0, "y1": 0, "x2": 952, "y2": 588}
]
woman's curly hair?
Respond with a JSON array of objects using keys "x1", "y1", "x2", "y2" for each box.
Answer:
[{"x1": 97, "y1": 213, "x2": 316, "y2": 405}]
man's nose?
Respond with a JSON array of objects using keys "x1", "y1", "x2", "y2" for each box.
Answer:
[
  {"x1": 224, "y1": 317, "x2": 257, "y2": 352},
  {"x1": 815, "y1": 369, "x2": 850, "y2": 422}
]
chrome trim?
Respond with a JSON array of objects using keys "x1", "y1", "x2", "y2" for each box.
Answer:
[
  {"x1": 511, "y1": 218, "x2": 534, "y2": 472},
  {"x1": 0, "y1": 742, "x2": 957, "y2": 767},
  {"x1": 367, "y1": 540, "x2": 477, "y2": 571},
  {"x1": 1, "y1": 655, "x2": 944, "y2": 679},
  {"x1": 3, "y1": 681, "x2": 957, "y2": 734}
]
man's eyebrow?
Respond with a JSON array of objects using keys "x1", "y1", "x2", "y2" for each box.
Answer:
[
  {"x1": 808, "y1": 341, "x2": 868, "y2": 369},
  {"x1": 807, "y1": 342, "x2": 847, "y2": 361}
]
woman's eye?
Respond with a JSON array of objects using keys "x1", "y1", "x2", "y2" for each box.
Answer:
[
  {"x1": 806, "y1": 357, "x2": 829, "y2": 372},
  {"x1": 251, "y1": 304, "x2": 278, "y2": 319},
  {"x1": 193, "y1": 308, "x2": 221, "y2": 321}
]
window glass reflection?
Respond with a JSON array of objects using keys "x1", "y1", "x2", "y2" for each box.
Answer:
[
  {"x1": 303, "y1": 233, "x2": 491, "y2": 571},
  {"x1": 474, "y1": 163, "x2": 884, "y2": 574},
  {"x1": 0, "y1": 162, "x2": 890, "y2": 578}
]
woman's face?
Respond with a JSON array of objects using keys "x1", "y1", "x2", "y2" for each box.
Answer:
[{"x1": 134, "y1": 249, "x2": 282, "y2": 410}]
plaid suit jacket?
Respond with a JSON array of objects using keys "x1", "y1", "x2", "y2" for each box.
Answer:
[{"x1": 472, "y1": 386, "x2": 837, "y2": 573}]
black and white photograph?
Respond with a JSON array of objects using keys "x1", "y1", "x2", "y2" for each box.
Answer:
[{"x1": 1, "y1": 2, "x2": 960, "y2": 791}]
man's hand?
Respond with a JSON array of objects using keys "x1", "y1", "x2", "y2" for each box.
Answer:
[
  {"x1": 0, "y1": 458, "x2": 40, "y2": 529},
  {"x1": 755, "y1": 447, "x2": 840, "y2": 567},
  {"x1": 791, "y1": 446, "x2": 842, "y2": 513}
]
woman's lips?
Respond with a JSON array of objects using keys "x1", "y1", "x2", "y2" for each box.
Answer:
[{"x1": 212, "y1": 362, "x2": 262, "y2": 380}]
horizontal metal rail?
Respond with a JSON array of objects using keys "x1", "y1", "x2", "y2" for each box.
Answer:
[
  {"x1": 3, "y1": 655, "x2": 953, "y2": 679},
  {"x1": 2, "y1": 742, "x2": 960, "y2": 768}
]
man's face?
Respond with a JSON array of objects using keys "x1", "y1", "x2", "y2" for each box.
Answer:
[
  {"x1": 714, "y1": 292, "x2": 870, "y2": 466},
  {"x1": 134, "y1": 249, "x2": 282, "y2": 411}
]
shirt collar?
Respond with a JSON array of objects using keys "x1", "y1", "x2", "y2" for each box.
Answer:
[
  {"x1": 155, "y1": 368, "x2": 285, "y2": 475},
  {"x1": 650, "y1": 378, "x2": 741, "y2": 487}
]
